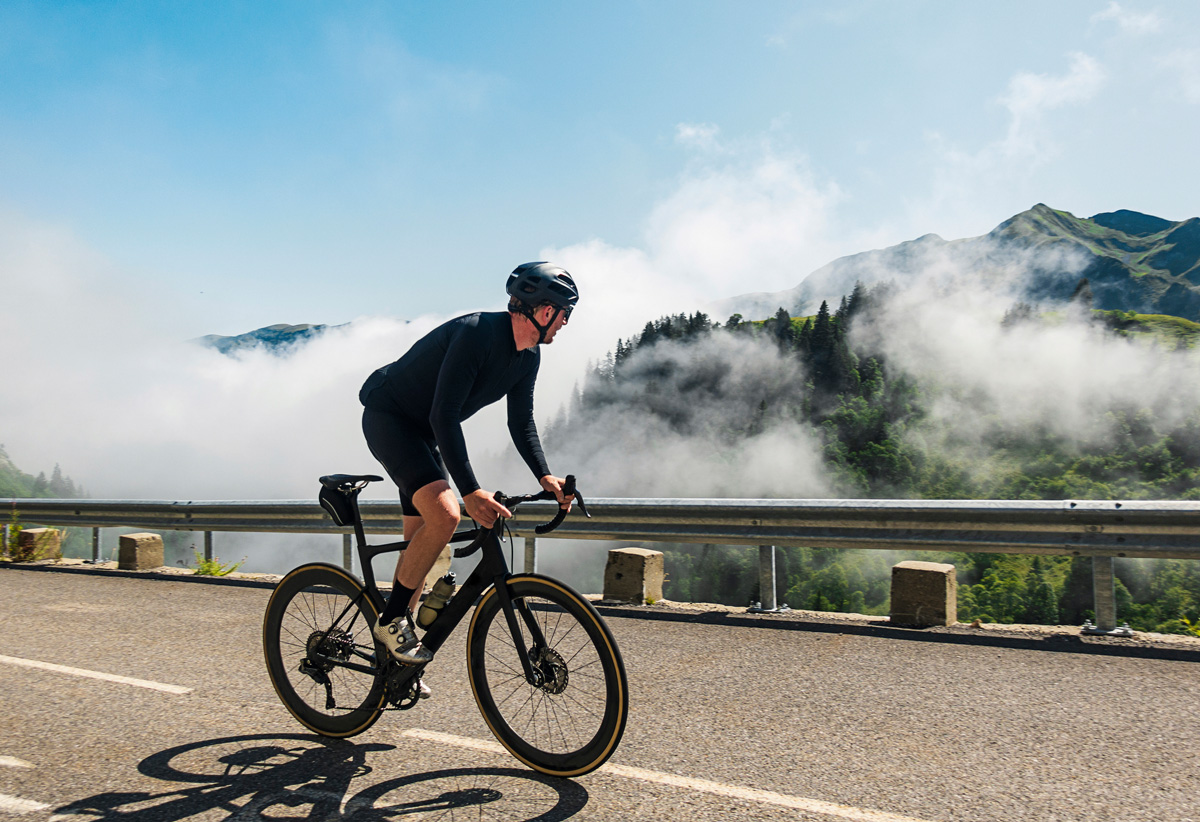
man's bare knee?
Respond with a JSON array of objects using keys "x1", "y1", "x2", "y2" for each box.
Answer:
[{"x1": 412, "y1": 482, "x2": 460, "y2": 539}]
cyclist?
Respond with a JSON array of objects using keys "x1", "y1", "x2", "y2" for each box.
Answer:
[{"x1": 359, "y1": 261, "x2": 579, "y2": 687}]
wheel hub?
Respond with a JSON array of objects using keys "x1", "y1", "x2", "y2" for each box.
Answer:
[
  {"x1": 305, "y1": 629, "x2": 352, "y2": 672},
  {"x1": 531, "y1": 646, "x2": 568, "y2": 694}
]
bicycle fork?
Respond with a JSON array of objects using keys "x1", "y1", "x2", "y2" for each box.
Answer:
[{"x1": 493, "y1": 575, "x2": 552, "y2": 688}]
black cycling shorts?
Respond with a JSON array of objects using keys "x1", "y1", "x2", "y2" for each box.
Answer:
[{"x1": 361, "y1": 408, "x2": 449, "y2": 517}]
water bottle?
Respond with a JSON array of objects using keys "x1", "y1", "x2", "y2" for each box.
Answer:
[{"x1": 417, "y1": 572, "x2": 456, "y2": 628}]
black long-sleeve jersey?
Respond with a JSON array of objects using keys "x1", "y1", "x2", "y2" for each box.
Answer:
[{"x1": 359, "y1": 311, "x2": 550, "y2": 495}]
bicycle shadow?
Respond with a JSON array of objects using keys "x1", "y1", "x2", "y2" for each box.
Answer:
[{"x1": 50, "y1": 732, "x2": 589, "y2": 821}]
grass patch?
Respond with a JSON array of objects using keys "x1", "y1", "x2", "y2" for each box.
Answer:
[{"x1": 192, "y1": 549, "x2": 246, "y2": 577}]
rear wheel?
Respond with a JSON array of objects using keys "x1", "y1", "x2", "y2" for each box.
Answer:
[
  {"x1": 263, "y1": 563, "x2": 386, "y2": 737},
  {"x1": 467, "y1": 576, "x2": 628, "y2": 777}
]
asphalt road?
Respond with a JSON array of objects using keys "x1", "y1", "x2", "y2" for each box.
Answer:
[{"x1": 1, "y1": 566, "x2": 1198, "y2": 822}]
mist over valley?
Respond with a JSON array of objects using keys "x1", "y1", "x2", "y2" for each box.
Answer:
[{"x1": 7, "y1": 203, "x2": 1200, "y2": 632}]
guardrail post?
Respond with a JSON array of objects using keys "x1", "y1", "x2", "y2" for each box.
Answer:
[
  {"x1": 343, "y1": 533, "x2": 353, "y2": 572},
  {"x1": 1093, "y1": 556, "x2": 1116, "y2": 631},
  {"x1": 92, "y1": 527, "x2": 100, "y2": 563},
  {"x1": 758, "y1": 545, "x2": 777, "y2": 611},
  {"x1": 524, "y1": 537, "x2": 537, "y2": 574},
  {"x1": 1083, "y1": 556, "x2": 1133, "y2": 636},
  {"x1": 204, "y1": 531, "x2": 213, "y2": 562}
]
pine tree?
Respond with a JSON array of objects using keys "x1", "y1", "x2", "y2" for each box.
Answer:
[
  {"x1": 1023, "y1": 557, "x2": 1060, "y2": 624},
  {"x1": 772, "y1": 307, "x2": 794, "y2": 350},
  {"x1": 811, "y1": 301, "x2": 833, "y2": 355},
  {"x1": 796, "y1": 318, "x2": 813, "y2": 355},
  {"x1": 845, "y1": 281, "x2": 866, "y2": 324},
  {"x1": 639, "y1": 321, "x2": 657, "y2": 348}
]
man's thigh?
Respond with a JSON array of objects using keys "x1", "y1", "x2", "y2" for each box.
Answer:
[{"x1": 362, "y1": 409, "x2": 448, "y2": 515}]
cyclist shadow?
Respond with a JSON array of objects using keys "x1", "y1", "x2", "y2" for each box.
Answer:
[{"x1": 51, "y1": 732, "x2": 589, "y2": 821}]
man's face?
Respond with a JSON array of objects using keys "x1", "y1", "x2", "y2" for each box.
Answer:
[{"x1": 537, "y1": 304, "x2": 569, "y2": 344}]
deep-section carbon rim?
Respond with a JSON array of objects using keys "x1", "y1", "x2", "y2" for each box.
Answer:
[
  {"x1": 263, "y1": 563, "x2": 386, "y2": 737},
  {"x1": 467, "y1": 576, "x2": 628, "y2": 776}
]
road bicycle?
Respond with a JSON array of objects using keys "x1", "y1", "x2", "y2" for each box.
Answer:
[{"x1": 262, "y1": 474, "x2": 628, "y2": 778}]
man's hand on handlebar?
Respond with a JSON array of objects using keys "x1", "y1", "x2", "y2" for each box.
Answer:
[
  {"x1": 464, "y1": 488, "x2": 512, "y2": 528},
  {"x1": 539, "y1": 475, "x2": 575, "y2": 512}
]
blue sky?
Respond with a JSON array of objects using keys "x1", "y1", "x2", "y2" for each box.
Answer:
[{"x1": 2, "y1": 0, "x2": 1199, "y2": 335}]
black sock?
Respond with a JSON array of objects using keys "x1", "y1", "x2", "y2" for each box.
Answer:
[{"x1": 380, "y1": 583, "x2": 418, "y2": 625}]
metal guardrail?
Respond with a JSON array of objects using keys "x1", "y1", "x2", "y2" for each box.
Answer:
[
  {"x1": 7, "y1": 496, "x2": 1200, "y2": 557},
  {"x1": 7, "y1": 496, "x2": 1200, "y2": 633}
]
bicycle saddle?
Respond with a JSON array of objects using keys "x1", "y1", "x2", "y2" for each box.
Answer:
[{"x1": 319, "y1": 474, "x2": 383, "y2": 491}]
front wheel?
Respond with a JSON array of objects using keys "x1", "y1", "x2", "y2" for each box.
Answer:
[
  {"x1": 467, "y1": 576, "x2": 628, "y2": 777},
  {"x1": 263, "y1": 563, "x2": 386, "y2": 737}
]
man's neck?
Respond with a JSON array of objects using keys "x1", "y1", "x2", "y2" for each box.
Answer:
[{"x1": 511, "y1": 312, "x2": 539, "y2": 351}]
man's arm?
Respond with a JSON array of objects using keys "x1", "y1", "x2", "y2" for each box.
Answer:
[
  {"x1": 506, "y1": 365, "x2": 551, "y2": 480},
  {"x1": 507, "y1": 366, "x2": 573, "y2": 510}
]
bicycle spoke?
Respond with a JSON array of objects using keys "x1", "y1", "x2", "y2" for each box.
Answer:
[
  {"x1": 264, "y1": 566, "x2": 384, "y2": 737},
  {"x1": 471, "y1": 583, "x2": 624, "y2": 771}
]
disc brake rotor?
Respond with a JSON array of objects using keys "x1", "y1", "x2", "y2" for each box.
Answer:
[{"x1": 532, "y1": 646, "x2": 568, "y2": 694}]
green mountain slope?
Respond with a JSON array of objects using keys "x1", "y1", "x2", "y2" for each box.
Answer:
[
  {"x1": 994, "y1": 204, "x2": 1200, "y2": 317},
  {"x1": 716, "y1": 204, "x2": 1200, "y2": 322}
]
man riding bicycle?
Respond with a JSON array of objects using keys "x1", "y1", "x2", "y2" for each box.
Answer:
[{"x1": 359, "y1": 262, "x2": 579, "y2": 691}]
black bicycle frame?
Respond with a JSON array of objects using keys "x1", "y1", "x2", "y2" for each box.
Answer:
[{"x1": 345, "y1": 519, "x2": 550, "y2": 686}]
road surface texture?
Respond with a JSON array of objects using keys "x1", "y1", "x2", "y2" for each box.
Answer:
[{"x1": 1, "y1": 564, "x2": 1198, "y2": 821}]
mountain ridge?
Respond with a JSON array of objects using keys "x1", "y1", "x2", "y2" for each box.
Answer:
[
  {"x1": 713, "y1": 204, "x2": 1200, "y2": 322},
  {"x1": 193, "y1": 322, "x2": 347, "y2": 355}
]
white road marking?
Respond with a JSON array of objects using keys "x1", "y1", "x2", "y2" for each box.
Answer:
[
  {"x1": 0, "y1": 756, "x2": 34, "y2": 769},
  {"x1": 0, "y1": 654, "x2": 193, "y2": 695},
  {"x1": 401, "y1": 729, "x2": 937, "y2": 822},
  {"x1": 0, "y1": 793, "x2": 50, "y2": 814}
]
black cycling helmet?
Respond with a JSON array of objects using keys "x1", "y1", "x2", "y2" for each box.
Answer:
[
  {"x1": 506, "y1": 262, "x2": 579, "y2": 345},
  {"x1": 506, "y1": 262, "x2": 580, "y2": 310}
]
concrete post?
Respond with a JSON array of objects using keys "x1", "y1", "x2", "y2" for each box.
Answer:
[
  {"x1": 118, "y1": 533, "x2": 164, "y2": 570},
  {"x1": 890, "y1": 560, "x2": 957, "y2": 627},
  {"x1": 17, "y1": 528, "x2": 61, "y2": 560},
  {"x1": 524, "y1": 536, "x2": 538, "y2": 574},
  {"x1": 758, "y1": 545, "x2": 777, "y2": 611},
  {"x1": 1092, "y1": 556, "x2": 1117, "y2": 632},
  {"x1": 603, "y1": 547, "x2": 664, "y2": 604}
]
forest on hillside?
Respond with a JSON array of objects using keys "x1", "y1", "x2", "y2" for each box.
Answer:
[
  {"x1": 547, "y1": 282, "x2": 1200, "y2": 634},
  {"x1": 0, "y1": 444, "x2": 83, "y2": 499}
]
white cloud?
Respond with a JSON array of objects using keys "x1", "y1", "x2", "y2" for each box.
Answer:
[
  {"x1": 0, "y1": 208, "x2": 444, "y2": 500},
  {"x1": 674, "y1": 122, "x2": 721, "y2": 152},
  {"x1": 1090, "y1": 2, "x2": 1164, "y2": 35},
  {"x1": 999, "y1": 52, "x2": 1106, "y2": 154},
  {"x1": 528, "y1": 127, "x2": 847, "y2": 417},
  {"x1": 907, "y1": 52, "x2": 1106, "y2": 237}
]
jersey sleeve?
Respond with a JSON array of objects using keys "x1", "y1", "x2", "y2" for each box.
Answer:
[
  {"x1": 428, "y1": 319, "x2": 487, "y2": 495},
  {"x1": 506, "y1": 357, "x2": 551, "y2": 480}
]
